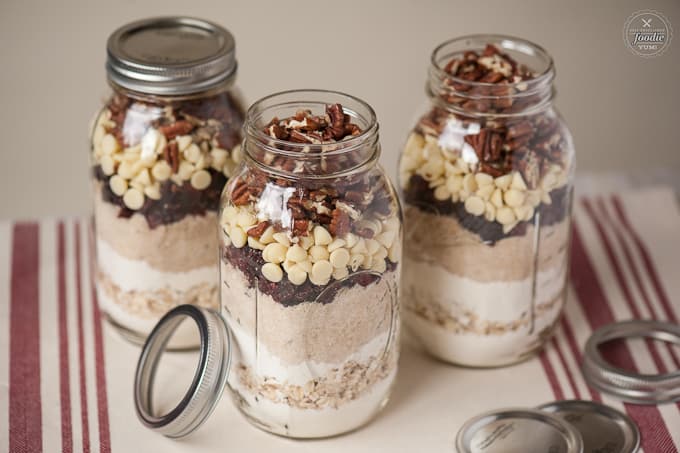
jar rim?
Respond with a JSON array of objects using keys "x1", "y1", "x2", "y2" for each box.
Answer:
[
  {"x1": 430, "y1": 34, "x2": 555, "y2": 89},
  {"x1": 245, "y1": 88, "x2": 379, "y2": 159}
]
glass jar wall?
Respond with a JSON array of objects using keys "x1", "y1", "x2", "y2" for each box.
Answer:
[
  {"x1": 91, "y1": 17, "x2": 245, "y2": 347},
  {"x1": 219, "y1": 90, "x2": 402, "y2": 437},
  {"x1": 399, "y1": 35, "x2": 575, "y2": 367}
]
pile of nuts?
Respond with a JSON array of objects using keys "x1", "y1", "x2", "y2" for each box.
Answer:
[
  {"x1": 91, "y1": 108, "x2": 241, "y2": 211},
  {"x1": 400, "y1": 131, "x2": 567, "y2": 233},
  {"x1": 221, "y1": 204, "x2": 400, "y2": 285}
]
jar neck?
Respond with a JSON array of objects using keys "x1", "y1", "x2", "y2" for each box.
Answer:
[
  {"x1": 108, "y1": 73, "x2": 237, "y2": 104},
  {"x1": 243, "y1": 89, "x2": 380, "y2": 180},
  {"x1": 427, "y1": 35, "x2": 556, "y2": 118}
]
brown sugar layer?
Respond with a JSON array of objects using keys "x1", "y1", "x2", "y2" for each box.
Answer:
[
  {"x1": 404, "y1": 202, "x2": 570, "y2": 282},
  {"x1": 222, "y1": 260, "x2": 399, "y2": 366},
  {"x1": 94, "y1": 183, "x2": 218, "y2": 273}
]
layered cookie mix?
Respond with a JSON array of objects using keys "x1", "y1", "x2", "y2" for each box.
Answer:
[
  {"x1": 221, "y1": 104, "x2": 401, "y2": 437},
  {"x1": 91, "y1": 90, "x2": 244, "y2": 344},
  {"x1": 401, "y1": 43, "x2": 574, "y2": 366}
]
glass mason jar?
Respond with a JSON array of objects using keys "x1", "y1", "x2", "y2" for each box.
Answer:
[
  {"x1": 90, "y1": 17, "x2": 245, "y2": 347},
  {"x1": 219, "y1": 90, "x2": 402, "y2": 438},
  {"x1": 399, "y1": 35, "x2": 575, "y2": 367}
]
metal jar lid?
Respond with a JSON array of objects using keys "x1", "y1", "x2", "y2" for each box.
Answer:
[
  {"x1": 582, "y1": 320, "x2": 680, "y2": 404},
  {"x1": 134, "y1": 305, "x2": 231, "y2": 438},
  {"x1": 456, "y1": 408, "x2": 583, "y2": 453},
  {"x1": 538, "y1": 400, "x2": 640, "y2": 453},
  {"x1": 107, "y1": 16, "x2": 237, "y2": 95}
]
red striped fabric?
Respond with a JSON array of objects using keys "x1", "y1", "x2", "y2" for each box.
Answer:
[
  {"x1": 9, "y1": 223, "x2": 43, "y2": 453},
  {"x1": 571, "y1": 219, "x2": 678, "y2": 453},
  {"x1": 74, "y1": 222, "x2": 91, "y2": 453},
  {"x1": 57, "y1": 222, "x2": 73, "y2": 453},
  {"x1": 88, "y1": 220, "x2": 112, "y2": 453}
]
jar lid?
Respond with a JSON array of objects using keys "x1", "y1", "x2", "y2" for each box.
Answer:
[
  {"x1": 107, "y1": 16, "x2": 237, "y2": 95},
  {"x1": 537, "y1": 400, "x2": 639, "y2": 453},
  {"x1": 134, "y1": 305, "x2": 231, "y2": 438},
  {"x1": 456, "y1": 408, "x2": 583, "y2": 453},
  {"x1": 582, "y1": 320, "x2": 680, "y2": 404}
]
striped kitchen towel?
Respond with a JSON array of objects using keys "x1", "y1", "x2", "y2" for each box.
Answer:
[{"x1": 1, "y1": 186, "x2": 679, "y2": 453}]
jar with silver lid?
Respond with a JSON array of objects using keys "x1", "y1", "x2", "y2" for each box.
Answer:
[
  {"x1": 90, "y1": 17, "x2": 246, "y2": 347},
  {"x1": 399, "y1": 35, "x2": 575, "y2": 367}
]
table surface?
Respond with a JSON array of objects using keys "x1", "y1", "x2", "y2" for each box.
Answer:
[
  {"x1": 1, "y1": 0, "x2": 679, "y2": 220},
  {"x1": 1, "y1": 180, "x2": 680, "y2": 452}
]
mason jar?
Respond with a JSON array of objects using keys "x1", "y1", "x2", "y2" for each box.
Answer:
[
  {"x1": 90, "y1": 17, "x2": 245, "y2": 347},
  {"x1": 219, "y1": 90, "x2": 402, "y2": 437},
  {"x1": 399, "y1": 35, "x2": 575, "y2": 367}
]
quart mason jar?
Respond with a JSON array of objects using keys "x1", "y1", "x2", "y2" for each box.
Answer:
[
  {"x1": 219, "y1": 90, "x2": 402, "y2": 437},
  {"x1": 90, "y1": 17, "x2": 245, "y2": 347},
  {"x1": 399, "y1": 35, "x2": 574, "y2": 367}
]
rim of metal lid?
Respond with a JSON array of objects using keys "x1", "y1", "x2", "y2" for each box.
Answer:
[
  {"x1": 456, "y1": 407, "x2": 583, "y2": 453},
  {"x1": 582, "y1": 320, "x2": 680, "y2": 404},
  {"x1": 106, "y1": 16, "x2": 237, "y2": 95},
  {"x1": 538, "y1": 400, "x2": 640, "y2": 453},
  {"x1": 134, "y1": 305, "x2": 231, "y2": 438}
]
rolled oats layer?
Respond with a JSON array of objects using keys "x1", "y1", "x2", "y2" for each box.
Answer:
[
  {"x1": 221, "y1": 102, "x2": 401, "y2": 437},
  {"x1": 91, "y1": 90, "x2": 244, "y2": 342},
  {"x1": 400, "y1": 43, "x2": 574, "y2": 366}
]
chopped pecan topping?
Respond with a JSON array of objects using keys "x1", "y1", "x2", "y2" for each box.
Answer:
[
  {"x1": 263, "y1": 103, "x2": 362, "y2": 144},
  {"x1": 159, "y1": 120, "x2": 195, "y2": 139},
  {"x1": 247, "y1": 221, "x2": 270, "y2": 237},
  {"x1": 329, "y1": 208, "x2": 351, "y2": 237}
]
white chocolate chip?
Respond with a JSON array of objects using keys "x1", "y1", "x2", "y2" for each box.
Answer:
[
  {"x1": 100, "y1": 155, "x2": 115, "y2": 176},
  {"x1": 329, "y1": 248, "x2": 350, "y2": 269},
  {"x1": 231, "y1": 144, "x2": 243, "y2": 164},
  {"x1": 133, "y1": 168, "x2": 151, "y2": 187},
  {"x1": 462, "y1": 173, "x2": 478, "y2": 193},
  {"x1": 309, "y1": 245, "x2": 329, "y2": 262},
  {"x1": 475, "y1": 172, "x2": 494, "y2": 187},
  {"x1": 541, "y1": 191, "x2": 552, "y2": 205},
  {"x1": 491, "y1": 188, "x2": 504, "y2": 208},
  {"x1": 327, "y1": 238, "x2": 346, "y2": 253},
  {"x1": 122, "y1": 188, "x2": 144, "y2": 210},
  {"x1": 117, "y1": 161, "x2": 134, "y2": 180},
  {"x1": 190, "y1": 170, "x2": 212, "y2": 190},
  {"x1": 503, "y1": 222, "x2": 519, "y2": 234},
  {"x1": 101, "y1": 134, "x2": 119, "y2": 155},
  {"x1": 178, "y1": 161, "x2": 195, "y2": 180},
  {"x1": 236, "y1": 211, "x2": 256, "y2": 228},
  {"x1": 362, "y1": 254, "x2": 373, "y2": 269},
  {"x1": 247, "y1": 236, "x2": 265, "y2": 251},
  {"x1": 184, "y1": 144, "x2": 202, "y2": 163},
  {"x1": 210, "y1": 148, "x2": 228, "y2": 169},
  {"x1": 388, "y1": 241, "x2": 401, "y2": 262},
  {"x1": 349, "y1": 254, "x2": 364, "y2": 271},
  {"x1": 511, "y1": 172, "x2": 528, "y2": 191},
  {"x1": 151, "y1": 161, "x2": 172, "y2": 181},
  {"x1": 476, "y1": 184, "x2": 495, "y2": 201},
  {"x1": 109, "y1": 175, "x2": 128, "y2": 196},
  {"x1": 496, "y1": 207, "x2": 517, "y2": 225},
  {"x1": 494, "y1": 174, "x2": 513, "y2": 190},
  {"x1": 541, "y1": 173, "x2": 558, "y2": 191},
  {"x1": 230, "y1": 227, "x2": 247, "y2": 248},
  {"x1": 373, "y1": 246, "x2": 388, "y2": 262},
  {"x1": 366, "y1": 239, "x2": 380, "y2": 256},
  {"x1": 504, "y1": 189, "x2": 525, "y2": 208},
  {"x1": 296, "y1": 259, "x2": 313, "y2": 273},
  {"x1": 344, "y1": 233, "x2": 359, "y2": 248},
  {"x1": 375, "y1": 230, "x2": 396, "y2": 249},
  {"x1": 287, "y1": 265, "x2": 307, "y2": 285},
  {"x1": 313, "y1": 226, "x2": 332, "y2": 246},
  {"x1": 434, "y1": 185, "x2": 450, "y2": 201},
  {"x1": 332, "y1": 266, "x2": 349, "y2": 280},
  {"x1": 371, "y1": 258, "x2": 387, "y2": 273},
  {"x1": 484, "y1": 202, "x2": 496, "y2": 222},
  {"x1": 261, "y1": 263, "x2": 283, "y2": 282},
  {"x1": 260, "y1": 226, "x2": 275, "y2": 244},
  {"x1": 299, "y1": 235, "x2": 314, "y2": 250},
  {"x1": 176, "y1": 135, "x2": 193, "y2": 152},
  {"x1": 263, "y1": 243, "x2": 287, "y2": 263},
  {"x1": 144, "y1": 183, "x2": 161, "y2": 200},
  {"x1": 272, "y1": 232, "x2": 291, "y2": 246},
  {"x1": 351, "y1": 239, "x2": 367, "y2": 255},
  {"x1": 446, "y1": 175, "x2": 463, "y2": 194},
  {"x1": 310, "y1": 260, "x2": 333, "y2": 284},
  {"x1": 464, "y1": 196, "x2": 485, "y2": 216},
  {"x1": 286, "y1": 244, "x2": 308, "y2": 263}
]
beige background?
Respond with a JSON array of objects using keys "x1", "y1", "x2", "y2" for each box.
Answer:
[{"x1": 0, "y1": 0, "x2": 678, "y2": 219}]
